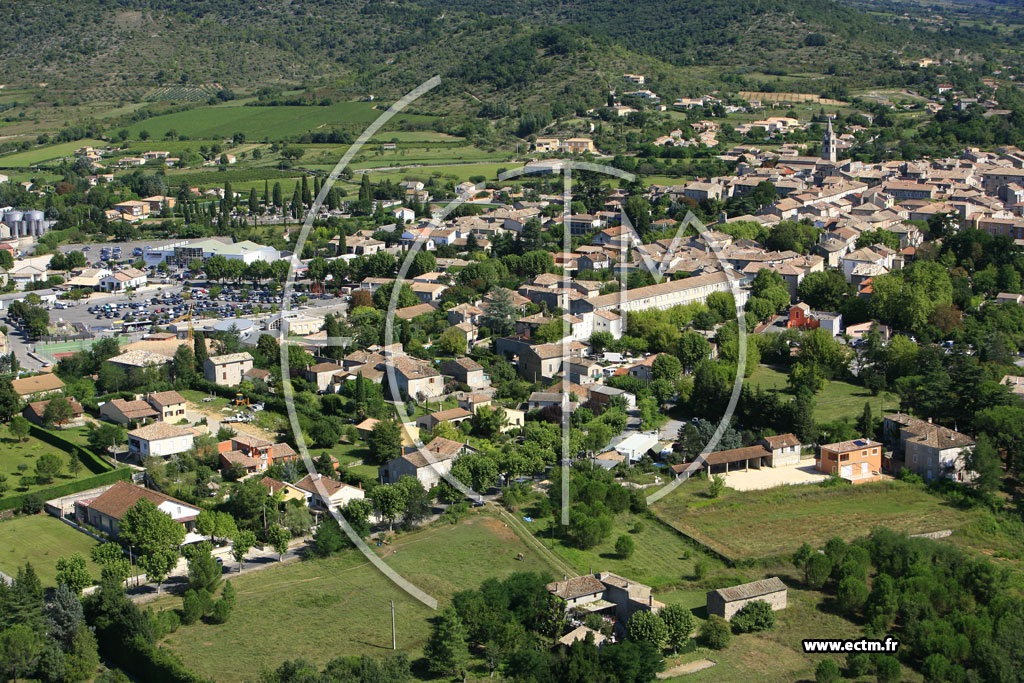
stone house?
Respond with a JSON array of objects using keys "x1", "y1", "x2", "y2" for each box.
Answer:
[{"x1": 707, "y1": 577, "x2": 787, "y2": 620}]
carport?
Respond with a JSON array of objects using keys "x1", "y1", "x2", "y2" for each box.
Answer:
[{"x1": 685, "y1": 445, "x2": 771, "y2": 476}]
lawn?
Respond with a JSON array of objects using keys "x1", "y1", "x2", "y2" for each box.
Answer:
[
  {"x1": 651, "y1": 477, "x2": 970, "y2": 561},
  {"x1": 151, "y1": 512, "x2": 558, "y2": 681},
  {"x1": 0, "y1": 427, "x2": 98, "y2": 496},
  {"x1": 126, "y1": 102, "x2": 436, "y2": 140},
  {"x1": 746, "y1": 364, "x2": 898, "y2": 423},
  {"x1": 0, "y1": 139, "x2": 107, "y2": 168},
  {"x1": 0, "y1": 514, "x2": 101, "y2": 586}
]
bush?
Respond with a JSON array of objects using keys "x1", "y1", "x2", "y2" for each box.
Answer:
[
  {"x1": 874, "y1": 654, "x2": 901, "y2": 683},
  {"x1": 804, "y1": 554, "x2": 832, "y2": 589},
  {"x1": 209, "y1": 598, "x2": 231, "y2": 624},
  {"x1": 847, "y1": 652, "x2": 872, "y2": 678},
  {"x1": 730, "y1": 599, "x2": 775, "y2": 633},
  {"x1": 181, "y1": 590, "x2": 204, "y2": 625},
  {"x1": 816, "y1": 658, "x2": 841, "y2": 683},
  {"x1": 21, "y1": 493, "x2": 43, "y2": 514},
  {"x1": 692, "y1": 559, "x2": 708, "y2": 581},
  {"x1": 615, "y1": 534, "x2": 635, "y2": 558},
  {"x1": 699, "y1": 615, "x2": 731, "y2": 650},
  {"x1": 631, "y1": 521, "x2": 645, "y2": 534},
  {"x1": 151, "y1": 609, "x2": 180, "y2": 638}
]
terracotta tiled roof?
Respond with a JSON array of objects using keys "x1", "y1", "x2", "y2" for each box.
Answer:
[
  {"x1": 546, "y1": 575, "x2": 605, "y2": 600},
  {"x1": 10, "y1": 373, "x2": 65, "y2": 396},
  {"x1": 85, "y1": 481, "x2": 196, "y2": 522},
  {"x1": 147, "y1": 390, "x2": 186, "y2": 407}
]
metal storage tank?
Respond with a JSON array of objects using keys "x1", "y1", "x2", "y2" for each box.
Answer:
[
  {"x1": 4, "y1": 210, "x2": 23, "y2": 225},
  {"x1": 25, "y1": 210, "x2": 44, "y2": 221}
]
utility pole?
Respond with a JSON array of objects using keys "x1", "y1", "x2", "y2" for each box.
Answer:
[{"x1": 391, "y1": 600, "x2": 397, "y2": 650}]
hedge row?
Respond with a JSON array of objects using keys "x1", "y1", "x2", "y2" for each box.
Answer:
[
  {"x1": 28, "y1": 423, "x2": 112, "y2": 474},
  {"x1": 0, "y1": 467, "x2": 131, "y2": 511},
  {"x1": 109, "y1": 636, "x2": 214, "y2": 683}
]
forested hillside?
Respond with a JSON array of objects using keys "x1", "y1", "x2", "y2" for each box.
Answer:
[{"x1": 0, "y1": 0, "x2": 1003, "y2": 99}]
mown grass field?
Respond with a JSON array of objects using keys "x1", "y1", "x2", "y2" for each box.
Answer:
[
  {"x1": 126, "y1": 102, "x2": 435, "y2": 140},
  {"x1": 745, "y1": 364, "x2": 898, "y2": 423},
  {"x1": 0, "y1": 139, "x2": 106, "y2": 167},
  {"x1": 651, "y1": 477, "x2": 968, "y2": 561},
  {"x1": 152, "y1": 512, "x2": 557, "y2": 682},
  {"x1": 0, "y1": 426, "x2": 98, "y2": 495},
  {"x1": 0, "y1": 514, "x2": 101, "y2": 586}
]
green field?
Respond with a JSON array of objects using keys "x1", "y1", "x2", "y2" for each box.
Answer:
[
  {"x1": 127, "y1": 102, "x2": 435, "y2": 140},
  {"x1": 651, "y1": 477, "x2": 969, "y2": 561},
  {"x1": 0, "y1": 514, "x2": 102, "y2": 586},
  {"x1": 661, "y1": 574, "x2": 923, "y2": 683},
  {"x1": 0, "y1": 425, "x2": 98, "y2": 496},
  {"x1": 530, "y1": 508, "x2": 723, "y2": 591},
  {"x1": 0, "y1": 139, "x2": 106, "y2": 168},
  {"x1": 358, "y1": 162, "x2": 519, "y2": 185},
  {"x1": 151, "y1": 512, "x2": 557, "y2": 681},
  {"x1": 746, "y1": 365, "x2": 898, "y2": 423}
]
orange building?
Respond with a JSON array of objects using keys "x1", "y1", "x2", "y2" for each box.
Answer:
[
  {"x1": 817, "y1": 439, "x2": 883, "y2": 484},
  {"x1": 787, "y1": 303, "x2": 820, "y2": 330}
]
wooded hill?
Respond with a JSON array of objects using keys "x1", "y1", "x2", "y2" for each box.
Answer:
[{"x1": 1, "y1": 0, "x2": 1005, "y2": 97}]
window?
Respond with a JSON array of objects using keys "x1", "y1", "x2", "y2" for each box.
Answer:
[{"x1": 839, "y1": 453, "x2": 849, "y2": 462}]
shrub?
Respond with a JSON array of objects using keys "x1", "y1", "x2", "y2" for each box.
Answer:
[
  {"x1": 815, "y1": 658, "x2": 841, "y2": 683},
  {"x1": 21, "y1": 493, "x2": 43, "y2": 515},
  {"x1": 699, "y1": 615, "x2": 731, "y2": 650},
  {"x1": 181, "y1": 590, "x2": 203, "y2": 625},
  {"x1": 730, "y1": 599, "x2": 775, "y2": 633},
  {"x1": 631, "y1": 521, "x2": 644, "y2": 534},
  {"x1": 847, "y1": 652, "x2": 872, "y2": 678},
  {"x1": 874, "y1": 654, "x2": 901, "y2": 683},
  {"x1": 615, "y1": 534, "x2": 635, "y2": 559},
  {"x1": 626, "y1": 611, "x2": 668, "y2": 649},
  {"x1": 209, "y1": 598, "x2": 232, "y2": 624},
  {"x1": 804, "y1": 553, "x2": 833, "y2": 589},
  {"x1": 692, "y1": 559, "x2": 708, "y2": 581}
]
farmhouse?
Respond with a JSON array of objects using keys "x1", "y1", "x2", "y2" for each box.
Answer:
[
  {"x1": 707, "y1": 577, "x2": 788, "y2": 620},
  {"x1": 547, "y1": 571, "x2": 663, "y2": 624}
]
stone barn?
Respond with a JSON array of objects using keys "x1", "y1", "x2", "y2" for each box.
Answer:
[{"x1": 707, "y1": 577, "x2": 787, "y2": 620}]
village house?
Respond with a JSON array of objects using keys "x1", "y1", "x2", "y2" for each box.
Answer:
[
  {"x1": 816, "y1": 438, "x2": 883, "y2": 484},
  {"x1": 146, "y1": 390, "x2": 187, "y2": 421},
  {"x1": 10, "y1": 373, "x2": 65, "y2": 399},
  {"x1": 292, "y1": 473, "x2": 366, "y2": 510},
  {"x1": 74, "y1": 481, "x2": 200, "y2": 540},
  {"x1": 380, "y1": 436, "x2": 470, "y2": 489},
  {"x1": 22, "y1": 397, "x2": 84, "y2": 427},
  {"x1": 100, "y1": 398, "x2": 159, "y2": 426},
  {"x1": 217, "y1": 434, "x2": 299, "y2": 475},
  {"x1": 415, "y1": 407, "x2": 473, "y2": 433},
  {"x1": 128, "y1": 422, "x2": 196, "y2": 459},
  {"x1": 204, "y1": 352, "x2": 255, "y2": 386},
  {"x1": 440, "y1": 357, "x2": 488, "y2": 388},
  {"x1": 392, "y1": 356, "x2": 444, "y2": 400}
]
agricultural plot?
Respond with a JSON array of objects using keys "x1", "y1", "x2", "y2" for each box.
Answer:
[
  {"x1": 144, "y1": 84, "x2": 224, "y2": 102},
  {"x1": 127, "y1": 102, "x2": 436, "y2": 140},
  {"x1": 0, "y1": 139, "x2": 107, "y2": 168},
  {"x1": 737, "y1": 91, "x2": 846, "y2": 106},
  {"x1": 651, "y1": 477, "x2": 970, "y2": 561}
]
